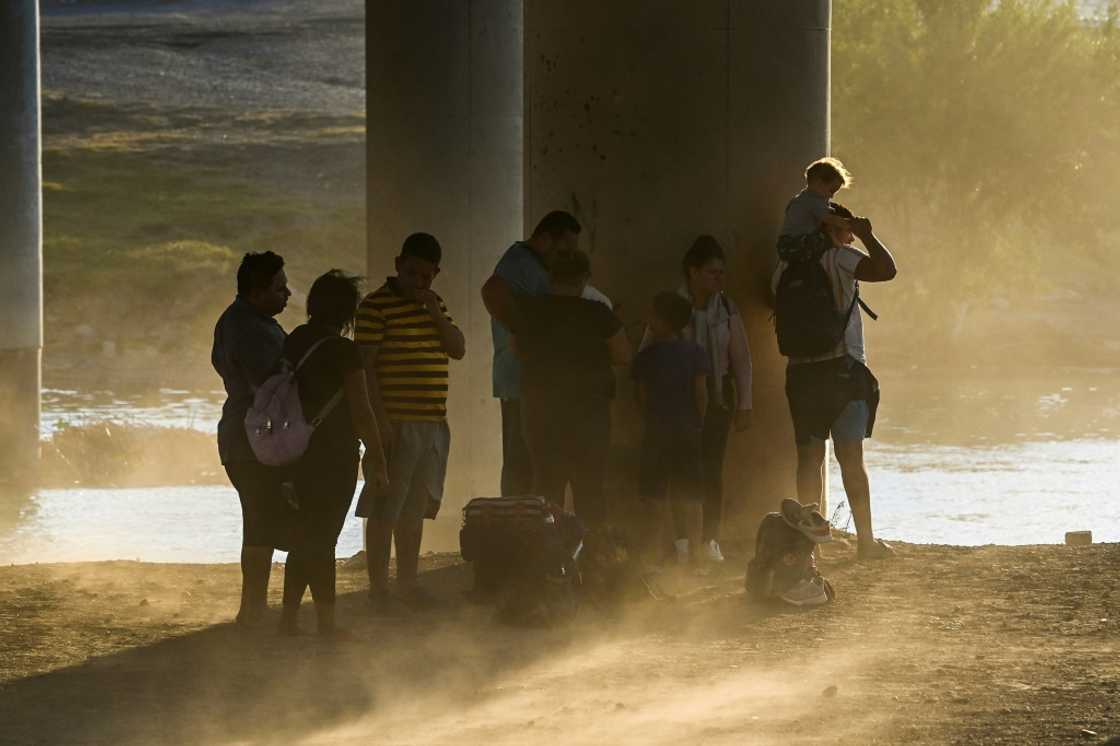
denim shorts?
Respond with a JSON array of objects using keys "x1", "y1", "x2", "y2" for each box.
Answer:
[
  {"x1": 355, "y1": 420, "x2": 450, "y2": 522},
  {"x1": 827, "y1": 399, "x2": 870, "y2": 442}
]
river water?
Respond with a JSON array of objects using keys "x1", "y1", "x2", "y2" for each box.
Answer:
[{"x1": 1, "y1": 371, "x2": 1117, "y2": 564}]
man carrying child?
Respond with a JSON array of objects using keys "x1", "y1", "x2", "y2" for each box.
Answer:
[{"x1": 774, "y1": 157, "x2": 899, "y2": 561}]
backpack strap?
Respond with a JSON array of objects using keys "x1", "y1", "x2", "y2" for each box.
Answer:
[
  {"x1": 294, "y1": 335, "x2": 346, "y2": 427},
  {"x1": 294, "y1": 336, "x2": 336, "y2": 373}
]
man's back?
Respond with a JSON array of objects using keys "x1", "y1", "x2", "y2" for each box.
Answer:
[
  {"x1": 516, "y1": 294, "x2": 620, "y2": 405},
  {"x1": 490, "y1": 242, "x2": 551, "y2": 400},
  {"x1": 772, "y1": 245, "x2": 867, "y2": 365}
]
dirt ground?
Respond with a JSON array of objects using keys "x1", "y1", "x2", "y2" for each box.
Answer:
[{"x1": 0, "y1": 542, "x2": 1117, "y2": 745}]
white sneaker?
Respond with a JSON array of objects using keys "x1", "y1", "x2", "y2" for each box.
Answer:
[
  {"x1": 673, "y1": 538, "x2": 690, "y2": 565},
  {"x1": 779, "y1": 577, "x2": 831, "y2": 607},
  {"x1": 704, "y1": 539, "x2": 725, "y2": 563}
]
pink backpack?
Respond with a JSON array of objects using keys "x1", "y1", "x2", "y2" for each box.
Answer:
[{"x1": 244, "y1": 337, "x2": 345, "y2": 466}]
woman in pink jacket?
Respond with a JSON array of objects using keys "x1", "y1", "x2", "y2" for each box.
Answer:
[{"x1": 639, "y1": 235, "x2": 753, "y2": 562}]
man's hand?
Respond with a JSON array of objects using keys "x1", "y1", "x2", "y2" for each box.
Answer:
[
  {"x1": 850, "y1": 216, "x2": 874, "y2": 241},
  {"x1": 414, "y1": 288, "x2": 443, "y2": 316},
  {"x1": 734, "y1": 409, "x2": 754, "y2": 432},
  {"x1": 378, "y1": 421, "x2": 396, "y2": 456},
  {"x1": 362, "y1": 449, "x2": 390, "y2": 491}
]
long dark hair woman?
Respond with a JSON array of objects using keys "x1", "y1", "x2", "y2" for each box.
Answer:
[
  {"x1": 681, "y1": 236, "x2": 754, "y2": 561},
  {"x1": 279, "y1": 270, "x2": 389, "y2": 636},
  {"x1": 639, "y1": 235, "x2": 754, "y2": 563}
]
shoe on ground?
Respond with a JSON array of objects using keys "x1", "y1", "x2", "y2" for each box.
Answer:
[
  {"x1": 704, "y1": 539, "x2": 725, "y2": 563},
  {"x1": 857, "y1": 538, "x2": 896, "y2": 561},
  {"x1": 779, "y1": 577, "x2": 831, "y2": 607},
  {"x1": 673, "y1": 538, "x2": 690, "y2": 566}
]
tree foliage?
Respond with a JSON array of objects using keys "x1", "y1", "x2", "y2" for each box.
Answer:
[{"x1": 832, "y1": 0, "x2": 1120, "y2": 351}]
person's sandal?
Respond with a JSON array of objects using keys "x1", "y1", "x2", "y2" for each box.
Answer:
[{"x1": 857, "y1": 538, "x2": 896, "y2": 561}]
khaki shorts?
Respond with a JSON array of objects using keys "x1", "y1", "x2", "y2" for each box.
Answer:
[{"x1": 355, "y1": 420, "x2": 450, "y2": 523}]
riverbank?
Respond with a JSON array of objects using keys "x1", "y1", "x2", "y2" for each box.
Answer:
[{"x1": 1, "y1": 543, "x2": 1117, "y2": 745}]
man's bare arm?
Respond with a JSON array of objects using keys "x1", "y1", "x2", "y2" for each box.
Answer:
[
  {"x1": 415, "y1": 290, "x2": 466, "y2": 360},
  {"x1": 851, "y1": 217, "x2": 898, "y2": 282},
  {"x1": 481, "y1": 274, "x2": 516, "y2": 328}
]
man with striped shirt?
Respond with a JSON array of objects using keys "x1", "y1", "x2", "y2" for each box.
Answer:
[{"x1": 355, "y1": 233, "x2": 465, "y2": 610}]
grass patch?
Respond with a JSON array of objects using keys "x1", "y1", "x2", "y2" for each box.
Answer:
[
  {"x1": 40, "y1": 95, "x2": 366, "y2": 389},
  {"x1": 42, "y1": 422, "x2": 223, "y2": 487}
]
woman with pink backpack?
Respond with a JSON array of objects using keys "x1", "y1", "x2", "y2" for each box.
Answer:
[{"x1": 275, "y1": 270, "x2": 389, "y2": 637}]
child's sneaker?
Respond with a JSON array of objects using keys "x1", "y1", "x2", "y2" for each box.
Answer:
[
  {"x1": 703, "y1": 539, "x2": 725, "y2": 563},
  {"x1": 673, "y1": 538, "x2": 690, "y2": 566}
]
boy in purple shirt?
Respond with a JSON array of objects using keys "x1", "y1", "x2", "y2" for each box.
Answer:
[{"x1": 632, "y1": 292, "x2": 711, "y2": 564}]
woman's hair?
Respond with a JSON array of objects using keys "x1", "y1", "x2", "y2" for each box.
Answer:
[
  {"x1": 306, "y1": 269, "x2": 362, "y2": 331},
  {"x1": 681, "y1": 234, "x2": 726, "y2": 278}
]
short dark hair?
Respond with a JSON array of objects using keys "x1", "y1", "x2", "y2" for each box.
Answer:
[
  {"x1": 829, "y1": 201, "x2": 854, "y2": 220},
  {"x1": 681, "y1": 234, "x2": 726, "y2": 277},
  {"x1": 237, "y1": 251, "x2": 284, "y2": 296},
  {"x1": 653, "y1": 291, "x2": 693, "y2": 333},
  {"x1": 306, "y1": 269, "x2": 362, "y2": 330},
  {"x1": 400, "y1": 232, "x2": 442, "y2": 265},
  {"x1": 531, "y1": 210, "x2": 582, "y2": 240},
  {"x1": 550, "y1": 249, "x2": 591, "y2": 285}
]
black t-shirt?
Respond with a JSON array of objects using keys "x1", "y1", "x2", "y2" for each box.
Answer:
[
  {"x1": 515, "y1": 294, "x2": 622, "y2": 403},
  {"x1": 283, "y1": 323, "x2": 363, "y2": 458}
]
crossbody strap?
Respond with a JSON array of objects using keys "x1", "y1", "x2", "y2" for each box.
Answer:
[{"x1": 294, "y1": 335, "x2": 346, "y2": 426}]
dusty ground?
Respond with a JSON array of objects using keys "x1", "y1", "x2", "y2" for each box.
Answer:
[{"x1": 1, "y1": 542, "x2": 1118, "y2": 745}]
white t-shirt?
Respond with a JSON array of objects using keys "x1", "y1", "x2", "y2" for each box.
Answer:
[
  {"x1": 582, "y1": 284, "x2": 613, "y2": 310},
  {"x1": 772, "y1": 244, "x2": 867, "y2": 365}
]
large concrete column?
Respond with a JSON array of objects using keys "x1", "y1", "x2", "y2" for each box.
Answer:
[
  {"x1": 525, "y1": 1, "x2": 831, "y2": 536},
  {"x1": 0, "y1": 1, "x2": 44, "y2": 488},
  {"x1": 367, "y1": 2, "x2": 523, "y2": 543}
]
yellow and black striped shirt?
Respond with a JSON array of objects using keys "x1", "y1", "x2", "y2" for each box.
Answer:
[{"x1": 355, "y1": 279, "x2": 454, "y2": 423}]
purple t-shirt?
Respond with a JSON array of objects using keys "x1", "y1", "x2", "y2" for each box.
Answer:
[{"x1": 631, "y1": 338, "x2": 711, "y2": 431}]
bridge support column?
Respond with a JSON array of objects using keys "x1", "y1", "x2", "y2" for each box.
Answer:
[
  {"x1": 0, "y1": 0, "x2": 44, "y2": 488},
  {"x1": 524, "y1": 0, "x2": 832, "y2": 533},
  {"x1": 367, "y1": 1, "x2": 524, "y2": 538}
]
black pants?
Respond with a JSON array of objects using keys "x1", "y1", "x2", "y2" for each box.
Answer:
[
  {"x1": 500, "y1": 399, "x2": 533, "y2": 496},
  {"x1": 283, "y1": 447, "x2": 358, "y2": 608},
  {"x1": 700, "y1": 403, "x2": 732, "y2": 542},
  {"x1": 522, "y1": 395, "x2": 610, "y2": 527}
]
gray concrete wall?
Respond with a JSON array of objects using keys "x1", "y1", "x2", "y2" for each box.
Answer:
[
  {"x1": 367, "y1": 1, "x2": 523, "y2": 538},
  {"x1": 525, "y1": 1, "x2": 832, "y2": 533},
  {"x1": 0, "y1": 0, "x2": 44, "y2": 485}
]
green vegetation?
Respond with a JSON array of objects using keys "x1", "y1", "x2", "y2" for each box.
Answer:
[
  {"x1": 41, "y1": 96, "x2": 366, "y2": 389},
  {"x1": 833, "y1": 0, "x2": 1120, "y2": 364},
  {"x1": 42, "y1": 421, "x2": 223, "y2": 487}
]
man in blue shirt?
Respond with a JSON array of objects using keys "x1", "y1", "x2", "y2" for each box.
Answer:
[
  {"x1": 212, "y1": 251, "x2": 290, "y2": 626},
  {"x1": 481, "y1": 211, "x2": 582, "y2": 495}
]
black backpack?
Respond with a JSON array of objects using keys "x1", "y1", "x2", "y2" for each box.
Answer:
[{"x1": 774, "y1": 235, "x2": 875, "y2": 358}]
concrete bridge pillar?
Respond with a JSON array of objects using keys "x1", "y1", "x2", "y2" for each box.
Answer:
[
  {"x1": 368, "y1": 1, "x2": 830, "y2": 539},
  {"x1": 0, "y1": 0, "x2": 44, "y2": 488},
  {"x1": 524, "y1": 1, "x2": 831, "y2": 532},
  {"x1": 367, "y1": 1, "x2": 523, "y2": 538}
]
